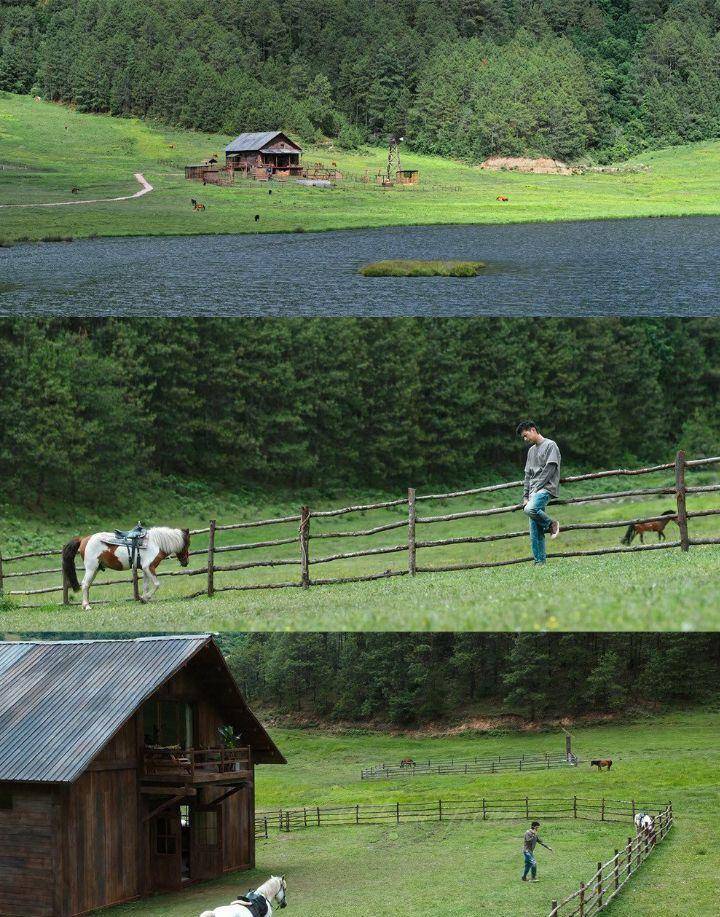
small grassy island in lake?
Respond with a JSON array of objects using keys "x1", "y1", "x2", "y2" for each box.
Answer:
[{"x1": 359, "y1": 259, "x2": 486, "y2": 277}]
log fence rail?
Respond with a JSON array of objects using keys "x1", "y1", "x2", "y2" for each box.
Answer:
[{"x1": 2, "y1": 452, "x2": 718, "y2": 606}]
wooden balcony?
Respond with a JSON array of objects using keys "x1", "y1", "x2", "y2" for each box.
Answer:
[{"x1": 141, "y1": 746, "x2": 251, "y2": 784}]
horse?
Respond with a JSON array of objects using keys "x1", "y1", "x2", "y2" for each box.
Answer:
[
  {"x1": 199, "y1": 876, "x2": 287, "y2": 917},
  {"x1": 191, "y1": 198, "x2": 206, "y2": 211},
  {"x1": 621, "y1": 510, "x2": 676, "y2": 545},
  {"x1": 399, "y1": 758, "x2": 415, "y2": 767},
  {"x1": 62, "y1": 526, "x2": 190, "y2": 611},
  {"x1": 634, "y1": 812, "x2": 655, "y2": 838},
  {"x1": 497, "y1": 196, "x2": 509, "y2": 202},
  {"x1": 590, "y1": 759, "x2": 613, "y2": 771},
  {"x1": 71, "y1": 187, "x2": 80, "y2": 194}
]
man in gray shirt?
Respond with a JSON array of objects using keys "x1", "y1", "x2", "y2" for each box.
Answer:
[
  {"x1": 522, "y1": 820, "x2": 554, "y2": 881},
  {"x1": 516, "y1": 421, "x2": 561, "y2": 565}
]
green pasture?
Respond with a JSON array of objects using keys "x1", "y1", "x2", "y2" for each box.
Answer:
[
  {"x1": 2, "y1": 92, "x2": 720, "y2": 244},
  {"x1": 92, "y1": 709, "x2": 719, "y2": 916},
  {"x1": 2, "y1": 467, "x2": 719, "y2": 631}
]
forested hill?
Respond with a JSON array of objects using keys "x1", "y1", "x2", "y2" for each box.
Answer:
[
  {"x1": 1, "y1": 1, "x2": 719, "y2": 162},
  {"x1": 1, "y1": 318, "x2": 719, "y2": 505}
]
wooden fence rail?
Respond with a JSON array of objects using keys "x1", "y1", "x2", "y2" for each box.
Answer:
[
  {"x1": 2, "y1": 452, "x2": 719, "y2": 606},
  {"x1": 361, "y1": 752, "x2": 579, "y2": 780},
  {"x1": 549, "y1": 804, "x2": 673, "y2": 916}
]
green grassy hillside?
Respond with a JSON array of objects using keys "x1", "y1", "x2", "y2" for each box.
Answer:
[
  {"x1": 2, "y1": 92, "x2": 720, "y2": 244},
  {"x1": 2, "y1": 467, "x2": 719, "y2": 630},
  {"x1": 90, "y1": 709, "x2": 719, "y2": 916}
]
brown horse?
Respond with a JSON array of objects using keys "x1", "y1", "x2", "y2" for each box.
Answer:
[
  {"x1": 590, "y1": 759, "x2": 613, "y2": 771},
  {"x1": 621, "y1": 510, "x2": 676, "y2": 545},
  {"x1": 399, "y1": 758, "x2": 415, "y2": 767},
  {"x1": 191, "y1": 198, "x2": 206, "y2": 211}
]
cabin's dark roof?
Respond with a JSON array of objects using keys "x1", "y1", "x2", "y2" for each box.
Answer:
[
  {"x1": 0, "y1": 635, "x2": 283, "y2": 784},
  {"x1": 225, "y1": 131, "x2": 301, "y2": 153}
]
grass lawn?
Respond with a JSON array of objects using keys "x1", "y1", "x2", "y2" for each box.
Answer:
[
  {"x1": 90, "y1": 709, "x2": 719, "y2": 916},
  {"x1": 2, "y1": 92, "x2": 720, "y2": 244},
  {"x1": 2, "y1": 468, "x2": 719, "y2": 631}
]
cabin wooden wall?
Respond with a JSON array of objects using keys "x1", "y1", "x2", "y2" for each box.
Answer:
[
  {"x1": 61, "y1": 718, "x2": 140, "y2": 915},
  {"x1": 0, "y1": 784, "x2": 60, "y2": 917}
]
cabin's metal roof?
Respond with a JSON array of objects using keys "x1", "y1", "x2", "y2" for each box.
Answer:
[
  {"x1": 0, "y1": 635, "x2": 283, "y2": 784},
  {"x1": 225, "y1": 131, "x2": 300, "y2": 153}
]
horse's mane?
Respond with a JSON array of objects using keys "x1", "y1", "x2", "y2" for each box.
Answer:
[{"x1": 148, "y1": 526, "x2": 185, "y2": 554}]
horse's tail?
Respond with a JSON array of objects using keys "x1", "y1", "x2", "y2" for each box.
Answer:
[
  {"x1": 621, "y1": 524, "x2": 635, "y2": 545},
  {"x1": 61, "y1": 537, "x2": 82, "y2": 591}
]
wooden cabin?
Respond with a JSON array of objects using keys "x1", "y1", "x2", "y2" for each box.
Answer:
[
  {"x1": 225, "y1": 131, "x2": 303, "y2": 179},
  {"x1": 0, "y1": 635, "x2": 284, "y2": 917}
]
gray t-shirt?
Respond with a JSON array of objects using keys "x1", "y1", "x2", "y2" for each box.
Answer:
[{"x1": 524, "y1": 438, "x2": 561, "y2": 498}]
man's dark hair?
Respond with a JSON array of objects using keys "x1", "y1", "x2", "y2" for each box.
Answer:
[
  {"x1": 531, "y1": 821, "x2": 541, "y2": 828},
  {"x1": 516, "y1": 420, "x2": 538, "y2": 436}
]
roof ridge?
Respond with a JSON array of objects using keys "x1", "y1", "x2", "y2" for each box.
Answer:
[{"x1": 3, "y1": 633, "x2": 214, "y2": 646}]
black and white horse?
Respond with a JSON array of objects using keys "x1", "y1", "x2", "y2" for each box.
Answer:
[{"x1": 199, "y1": 876, "x2": 287, "y2": 917}]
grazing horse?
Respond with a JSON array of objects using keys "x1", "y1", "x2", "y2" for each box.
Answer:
[
  {"x1": 199, "y1": 876, "x2": 287, "y2": 917},
  {"x1": 590, "y1": 759, "x2": 613, "y2": 771},
  {"x1": 191, "y1": 198, "x2": 206, "y2": 211},
  {"x1": 400, "y1": 758, "x2": 415, "y2": 767},
  {"x1": 62, "y1": 526, "x2": 190, "y2": 611},
  {"x1": 497, "y1": 196, "x2": 509, "y2": 202},
  {"x1": 622, "y1": 510, "x2": 676, "y2": 545}
]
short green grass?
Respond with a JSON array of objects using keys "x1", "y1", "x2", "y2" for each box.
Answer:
[
  {"x1": 2, "y1": 468, "x2": 719, "y2": 631},
  {"x1": 358, "y1": 259, "x2": 486, "y2": 276},
  {"x1": 2, "y1": 92, "x2": 720, "y2": 243},
  {"x1": 90, "y1": 708, "x2": 719, "y2": 916}
]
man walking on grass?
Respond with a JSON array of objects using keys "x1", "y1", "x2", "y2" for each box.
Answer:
[
  {"x1": 522, "y1": 820, "x2": 554, "y2": 881},
  {"x1": 516, "y1": 421, "x2": 561, "y2": 565}
]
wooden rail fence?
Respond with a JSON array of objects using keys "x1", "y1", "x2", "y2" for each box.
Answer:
[
  {"x1": 361, "y1": 752, "x2": 579, "y2": 780},
  {"x1": 3, "y1": 452, "x2": 719, "y2": 606},
  {"x1": 549, "y1": 803, "x2": 673, "y2": 916}
]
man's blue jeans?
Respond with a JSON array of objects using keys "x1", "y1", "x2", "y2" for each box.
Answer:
[
  {"x1": 523, "y1": 850, "x2": 537, "y2": 879},
  {"x1": 524, "y1": 489, "x2": 553, "y2": 564}
]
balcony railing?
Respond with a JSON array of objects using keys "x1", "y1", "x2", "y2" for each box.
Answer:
[{"x1": 142, "y1": 745, "x2": 250, "y2": 780}]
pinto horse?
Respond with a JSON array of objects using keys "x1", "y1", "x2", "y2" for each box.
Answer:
[
  {"x1": 590, "y1": 759, "x2": 613, "y2": 771},
  {"x1": 621, "y1": 510, "x2": 676, "y2": 545},
  {"x1": 199, "y1": 876, "x2": 287, "y2": 917},
  {"x1": 62, "y1": 526, "x2": 190, "y2": 611}
]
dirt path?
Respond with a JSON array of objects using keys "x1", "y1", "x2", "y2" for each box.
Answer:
[{"x1": 0, "y1": 172, "x2": 153, "y2": 208}]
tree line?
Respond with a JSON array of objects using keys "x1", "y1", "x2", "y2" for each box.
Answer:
[
  {"x1": 220, "y1": 632, "x2": 720, "y2": 724},
  {"x1": 1, "y1": 1, "x2": 720, "y2": 161},
  {"x1": 1, "y1": 318, "x2": 718, "y2": 507}
]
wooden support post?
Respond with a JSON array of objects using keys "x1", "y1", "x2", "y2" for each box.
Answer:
[
  {"x1": 207, "y1": 519, "x2": 216, "y2": 596},
  {"x1": 627, "y1": 837, "x2": 633, "y2": 874},
  {"x1": 525, "y1": 796, "x2": 529, "y2": 818},
  {"x1": 438, "y1": 799, "x2": 442, "y2": 822},
  {"x1": 132, "y1": 559, "x2": 140, "y2": 602},
  {"x1": 675, "y1": 450, "x2": 690, "y2": 551},
  {"x1": 574, "y1": 795, "x2": 578, "y2": 819},
  {"x1": 601, "y1": 797, "x2": 605, "y2": 821},
  {"x1": 566, "y1": 733, "x2": 572, "y2": 761},
  {"x1": 551, "y1": 901, "x2": 558, "y2": 917},
  {"x1": 300, "y1": 506, "x2": 310, "y2": 588},
  {"x1": 408, "y1": 487, "x2": 417, "y2": 575},
  {"x1": 482, "y1": 798, "x2": 486, "y2": 820},
  {"x1": 596, "y1": 863, "x2": 603, "y2": 909},
  {"x1": 396, "y1": 801, "x2": 400, "y2": 824},
  {"x1": 614, "y1": 850, "x2": 620, "y2": 889},
  {"x1": 579, "y1": 882, "x2": 585, "y2": 917}
]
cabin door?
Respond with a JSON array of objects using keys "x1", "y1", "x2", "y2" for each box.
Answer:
[
  {"x1": 190, "y1": 800, "x2": 223, "y2": 880},
  {"x1": 148, "y1": 805, "x2": 182, "y2": 892}
]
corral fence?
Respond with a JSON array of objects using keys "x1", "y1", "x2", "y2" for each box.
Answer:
[
  {"x1": 550, "y1": 803, "x2": 673, "y2": 916},
  {"x1": 3, "y1": 451, "x2": 719, "y2": 606},
  {"x1": 256, "y1": 795, "x2": 668, "y2": 834},
  {"x1": 361, "y1": 751, "x2": 579, "y2": 780}
]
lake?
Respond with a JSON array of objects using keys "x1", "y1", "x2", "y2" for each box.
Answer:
[{"x1": 1, "y1": 216, "x2": 718, "y2": 314}]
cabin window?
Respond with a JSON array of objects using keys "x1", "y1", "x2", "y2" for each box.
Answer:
[
  {"x1": 143, "y1": 699, "x2": 194, "y2": 748},
  {"x1": 155, "y1": 816, "x2": 177, "y2": 855},
  {"x1": 195, "y1": 809, "x2": 218, "y2": 847},
  {"x1": 0, "y1": 791, "x2": 12, "y2": 810}
]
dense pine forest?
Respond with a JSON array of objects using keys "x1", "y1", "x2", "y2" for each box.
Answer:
[
  {"x1": 1, "y1": 1, "x2": 720, "y2": 161},
  {"x1": 220, "y1": 633, "x2": 720, "y2": 723},
  {"x1": 1, "y1": 318, "x2": 718, "y2": 506}
]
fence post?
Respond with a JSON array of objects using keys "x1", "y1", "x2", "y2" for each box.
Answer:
[
  {"x1": 601, "y1": 798, "x2": 605, "y2": 821},
  {"x1": 408, "y1": 486, "x2": 417, "y2": 575},
  {"x1": 574, "y1": 795, "x2": 578, "y2": 819},
  {"x1": 627, "y1": 837, "x2": 633, "y2": 874},
  {"x1": 525, "y1": 796, "x2": 529, "y2": 818},
  {"x1": 675, "y1": 450, "x2": 690, "y2": 551},
  {"x1": 614, "y1": 850, "x2": 620, "y2": 889},
  {"x1": 596, "y1": 863, "x2": 603, "y2": 909},
  {"x1": 396, "y1": 802, "x2": 400, "y2": 824},
  {"x1": 207, "y1": 519, "x2": 216, "y2": 596},
  {"x1": 551, "y1": 901, "x2": 558, "y2": 917},
  {"x1": 132, "y1": 558, "x2": 140, "y2": 602},
  {"x1": 579, "y1": 882, "x2": 585, "y2": 917},
  {"x1": 482, "y1": 798, "x2": 486, "y2": 820},
  {"x1": 438, "y1": 799, "x2": 442, "y2": 822},
  {"x1": 356, "y1": 804, "x2": 359, "y2": 824},
  {"x1": 300, "y1": 506, "x2": 310, "y2": 588},
  {"x1": 316, "y1": 806, "x2": 320, "y2": 827}
]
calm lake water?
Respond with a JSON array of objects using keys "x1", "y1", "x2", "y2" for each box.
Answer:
[{"x1": 1, "y1": 217, "x2": 719, "y2": 315}]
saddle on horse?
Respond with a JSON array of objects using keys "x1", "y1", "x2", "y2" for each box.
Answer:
[
  {"x1": 235, "y1": 892, "x2": 268, "y2": 917},
  {"x1": 101, "y1": 522, "x2": 148, "y2": 568}
]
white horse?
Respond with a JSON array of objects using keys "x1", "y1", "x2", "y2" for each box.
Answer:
[
  {"x1": 634, "y1": 812, "x2": 655, "y2": 834},
  {"x1": 199, "y1": 876, "x2": 287, "y2": 917},
  {"x1": 62, "y1": 526, "x2": 190, "y2": 610}
]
